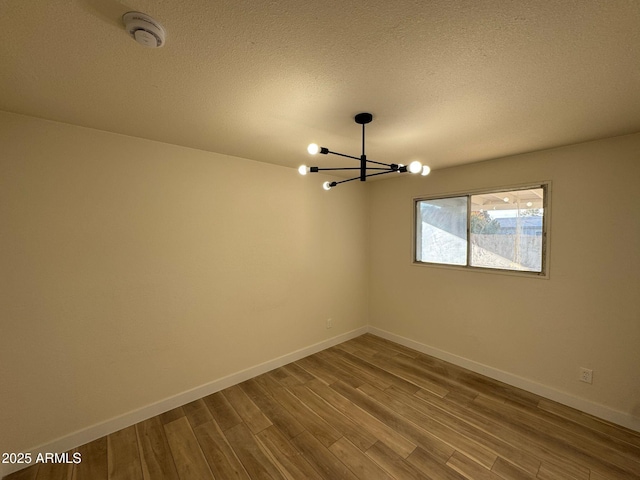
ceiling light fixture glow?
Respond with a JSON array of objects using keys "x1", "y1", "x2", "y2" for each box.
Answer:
[{"x1": 409, "y1": 161, "x2": 422, "y2": 174}]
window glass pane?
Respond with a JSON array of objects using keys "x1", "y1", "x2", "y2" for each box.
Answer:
[
  {"x1": 416, "y1": 197, "x2": 467, "y2": 265},
  {"x1": 470, "y1": 188, "x2": 544, "y2": 272}
]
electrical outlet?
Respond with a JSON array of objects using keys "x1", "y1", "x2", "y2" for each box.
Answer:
[
  {"x1": 579, "y1": 367, "x2": 593, "y2": 384},
  {"x1": 326, "y1": 318, "x2": 332, "y2": 329}
]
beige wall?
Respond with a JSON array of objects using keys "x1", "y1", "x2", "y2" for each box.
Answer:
[
  {"x1": 368, "y1": 133, "x2": 640, "y2": 420},
  {"x1": 0, "y1": 111, "x2": 368, "y2": 455},
  {"x1": 2, "y1": 110, "x2": 638, "y2": 459}
]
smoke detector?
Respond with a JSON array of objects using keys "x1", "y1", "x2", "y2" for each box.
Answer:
[{"x1": 122, "y1": 12, "x2": 166, "y2": 48}]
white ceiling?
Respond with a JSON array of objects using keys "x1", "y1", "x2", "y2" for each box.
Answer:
[{"x1": 2, "y1": 1, "x2": 639, "y2": 175}]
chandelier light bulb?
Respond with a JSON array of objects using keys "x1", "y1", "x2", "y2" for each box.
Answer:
[
  {"x1": 421, "y1": 165, "x2": 431, "y2": 176},
  {"x1": 526, "y1": 201, "x2": 533, "y2": 207},
  {"x1": 307, "y1": 143, "x2": 320, "y2": 155},
  {"x1": 408, "y1": 161, "x2": 422, "y2": 174},
  {"x1": 298, "y1": 165, "x2": 308, "y2": 175},
  {"x1": 322, "y1": 181, "x2": 332, "y2": 190}
]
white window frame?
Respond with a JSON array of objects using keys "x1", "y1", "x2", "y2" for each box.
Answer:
[{"x1": 413, "y1": 182, "x2": 550, "y2": 278}]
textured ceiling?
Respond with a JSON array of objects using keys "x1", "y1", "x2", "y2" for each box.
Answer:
[{"x1": 1, "y1": 1, "x2": 639, "y2": 175}]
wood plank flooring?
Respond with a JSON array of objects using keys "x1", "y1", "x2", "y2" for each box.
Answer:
[{"x1": 6, "y1": 334, "x2": 640, "y2": 479}]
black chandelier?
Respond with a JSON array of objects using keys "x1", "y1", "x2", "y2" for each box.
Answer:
[{"x1": 298, "y1": 113, "x2": 430, "y2": 190}]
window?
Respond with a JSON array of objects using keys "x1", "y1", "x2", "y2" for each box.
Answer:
[{"x1": 415, "y1": 184, "x2": 548, "y2": 275}]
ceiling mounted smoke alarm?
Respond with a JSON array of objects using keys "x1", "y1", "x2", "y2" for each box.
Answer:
[{"x1": 122, "y1": 12, "x2": 166, "y2": 48}]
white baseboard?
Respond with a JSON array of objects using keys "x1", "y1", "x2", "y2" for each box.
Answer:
[
  {"x1": 4, "y1": 324, "x2": 637, "y2": 478},
  {"x1": 368, "y1": 327, "x2": 640, "y2": 433},
  {"x1": 1, "y1": 327, "x2": 368, "y2": 478}
]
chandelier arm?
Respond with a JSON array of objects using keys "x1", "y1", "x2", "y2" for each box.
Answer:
[
  {"x1": 313, "y1": 167, "x2": 391, "y2": 172},
  {"x1": 326, "y1": 150, "x2": 361, "y2": 161},
  {"x1": 327, "y1": 150, "x2": 393, "y2": 168},
  {"x1": 312, "y1": 167, "x2": 361, "y2": 171},
  {"x1": 363, "y1": 158, "x2": 395, "y2": 167},
  {"x1": 333, "y1": 176, "x2": 362, "y2": 186},
  {"x1": 364, "y1": 169, "x2": 408, "y2": 179}
]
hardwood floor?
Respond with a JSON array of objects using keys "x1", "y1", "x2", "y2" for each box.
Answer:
[{"x1": 6, "y1": 334, "x2": 640, "y2": 479}]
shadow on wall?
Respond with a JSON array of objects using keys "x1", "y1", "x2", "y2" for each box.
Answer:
[{"x1": 79, "y1": 0, "x2": 131, "y2": 29}]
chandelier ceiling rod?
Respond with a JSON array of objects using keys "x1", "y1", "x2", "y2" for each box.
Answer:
[
  {"x1": 298, "y1": 112, "x2": 430, "y2": 190},
  {"x1": 361, "y1": 113, "x2": 366, "y2": 158}
]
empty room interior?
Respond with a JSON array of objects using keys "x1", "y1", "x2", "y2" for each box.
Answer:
[{"x1": 1, "y1": 1, "x2": 639, "y2": 479}]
